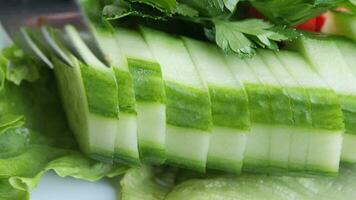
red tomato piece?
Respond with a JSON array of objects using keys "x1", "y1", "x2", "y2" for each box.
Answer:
[{"x1": 296, "y1": 18, "x2": 317, "y2": 32}]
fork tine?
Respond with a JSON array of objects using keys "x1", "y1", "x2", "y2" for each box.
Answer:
[
  {"x1": 0, "y1": 0, "x2": 109, "y2": 67},
  {"x1": 21, "y1": 28, "x2": 54, "y2": 68},
  {"x1": 41, "y1": 27, "x2": 74, "y2": 67},
  {"x1": 0, "y1": 23, "x2": 13, "y2": 49}
]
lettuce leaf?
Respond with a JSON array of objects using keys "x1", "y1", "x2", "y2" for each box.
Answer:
[
  {"x1": 0, "y1": 180, "x2": 28, "y2": 200},
  {"x1": 1, "y1": 46, "x2": 40, "y2": 86}
]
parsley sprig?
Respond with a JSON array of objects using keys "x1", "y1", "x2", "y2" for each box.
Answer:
[{"x1": 97, "y1": 0, "x2": 348, "y2": 58}]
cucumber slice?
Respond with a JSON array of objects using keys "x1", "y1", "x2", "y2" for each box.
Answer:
[
  {"x1": 94, "y1": 29, "x2": 140, "y2": 165},
  {"x1": 322, "y1": 11, "x2": 356, "y2": 41},
  {"x1": 277, "y1": 50, "x2": 344, "y2": 172},
  {"x1": 334, "y1": 38, "x2": 356, "y2": 163},
  {"x1": 290, "y1": 36, "x2": 348, "y2": 170},
  {"x1": 259, "y1": 49, "x2": 312, "y2": 126},
  {"x1": 183, "y1": 38, "x2": 249, "y2": 174},
  {"x1": 245, "y1": 54, "x2": 294, "y2": 171},
  {"x1": 259, "y1": 49, "x2": 312, "y2": 171},
  {"x1": 276, "y1": 51, "x2": 343, "y2": 130},
  {"x1": 141, "y1": 27, "x2": 212, "y2": 172},
  {"x1": 114, "y1": 28, "x2": 166, "y2": 164},
  {"x1": 225, "y1": 55, "x2": 272, "y2": 170},
  {"x1": 53, "y1": 56, "x2": 117, "y2": 163},
  {"x1": 64, "y1": 26, "x2": 120, "y2": 162},
  {"x1": 245, "y1": 54, "x2": 294, "y2": 125}
]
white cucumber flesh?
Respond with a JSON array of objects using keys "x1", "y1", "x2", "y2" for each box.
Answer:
[
  {"x1": 243, "y1": 123, "x2": 271, "y2": 170},
  {"x1": 88, "y1": 113, "x2": 117, "y2": 160},
  {"x1": 341, "y1": 133, "x2": 356, "y2": 162},
  {"x1": 136, "y1": 102, "x2": 166, "y2": 163},
  {"x1": 114, "y1": 113, "x2": 140, "y2": 165},
  {"x1": 306, "y1": 130, "x2": 343, "y2": 175},
  {"x1": 207, "y1": 127, "x2": 247, "y2": 173},
  {"x1": 165, "y1": 125, "x2": 210, "y2": 172}
]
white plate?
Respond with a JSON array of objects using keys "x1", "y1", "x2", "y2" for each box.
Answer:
[{"x1": 31, "y1": 172, "x2": 118, "y2": 200}]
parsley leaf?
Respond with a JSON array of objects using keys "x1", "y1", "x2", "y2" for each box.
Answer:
[
  {"x1": 103, "y1": 2, "x2": 168, "y2": 20},
  {"x1": 129, "y1": 0, "x2": 177, "y2": 12},
  {"x1": 175, "y1": 4, "x2": 199, "y2": 17},
  {"x1": 249, "y1": 0, "x2": 343, "y2": 26},
  {"x1": 214, "y1": 19, "x2": 301, "y2": 58},
  {"x1": 99, "y1": 0, "x2": 301, "y2": 58},
  {"x1": 179, "y1": 0, "x2": 239, "y2": 16}
]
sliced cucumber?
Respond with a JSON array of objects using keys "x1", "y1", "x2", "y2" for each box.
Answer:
[
  {"x1": 277, "y1": 50, "x2": 344, "y2": 173},
  {"x1": 225, "y1": 55, "x2": 272, "y2": 170},
  {"x1": 259, "y1": 49, "x2": 312, "y2": 171},
  {"x1": 183, "y1": 38, "x2": 249, "y2": 174},
  {"x1": 141, "y1": 27, "x2": 212, "y2": 172},
  {"x1": 245, "y1": 53, "x2": 294, "y2": 171},
  {"x1": 334, "y1": 38, "x2": 356, "y2": 163},
  {"x1": 53, "y1": 56, "x2": 117, "y2": 163},
  {"x1": 63, "y1": 25, "x2": 120, "y2": 162},
  {"x1": 94, "y1": 29, "x2": 140, "y2": 165},
  {"x1": 114, "y1": 28, "x2": 166, "y2": 164},
  {"x1": 289, "y1": 36, "x2": 347, "y2": 171}
]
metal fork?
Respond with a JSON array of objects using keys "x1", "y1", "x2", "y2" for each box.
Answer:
[{"x1": 0, "y1": 0, "x2": 107, "y2": 67}]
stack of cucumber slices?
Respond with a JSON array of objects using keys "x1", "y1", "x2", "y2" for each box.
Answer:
[{"x1": 50, "y1": 23, "x2": 356, "y2": 176}]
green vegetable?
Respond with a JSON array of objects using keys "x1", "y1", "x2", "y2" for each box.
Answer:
[
  {"x1": 214, "y1": 19, "x2": 299, "y2": 58},
  {"x1": 94, "y1": 28, "x2": 141, "y2": 166},
  {"x1": 141, "y1": 26, "x2": 212, "y2": 172},
  {"x1": 248, "y1": 0, "x2": 343, "y2": 26},
  {"x1": 165, "y1": 164, "x2": 356, "y2": 200},
  {"x1": 258, "y1": 49, "x2": 312, "y2": 171},
  {"x1": 98, "y1": 0, "x2": 300, "y2": 58},
  {"x1": 112, "y1": 27, "x2": 167, "y2": 165},
  {"x1": 276, "y1": 50, "x2": 344, "y2": 172},
  {"x1": 290, "y1": 35, "x2": 356, "y2": 167},
  {"x1": 61, "y1": 25, "x2": 120, "y2": 162},
  {"x1": 225, "y1": 54, "x2": 273, "y2": 171},
  {"x1": 184, "y1": 37, "x2": 250, "y2": 174},
  {"x1": 0, "y1": 58, "x2": 127, "y2": 198},
  {"x1": 120, "y1": 166, "x2": 175, "y2": 200}
]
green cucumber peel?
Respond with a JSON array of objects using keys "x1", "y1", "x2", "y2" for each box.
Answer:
[
  {"x1": 259, "y1": 49, "x2": 312, "y2": 127},
  {"x1": 127, "y1": 58, "x2": 166, "y2": 103},
  {"x1": 183, "y1": 38, "x2": 250, "y2": 130},
  {"x1": 225, "y1": 55, "x2": 273, "y2": 124},
  {"x1": 276, "y1": 50, "x2": 344, "y2": 131}
]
